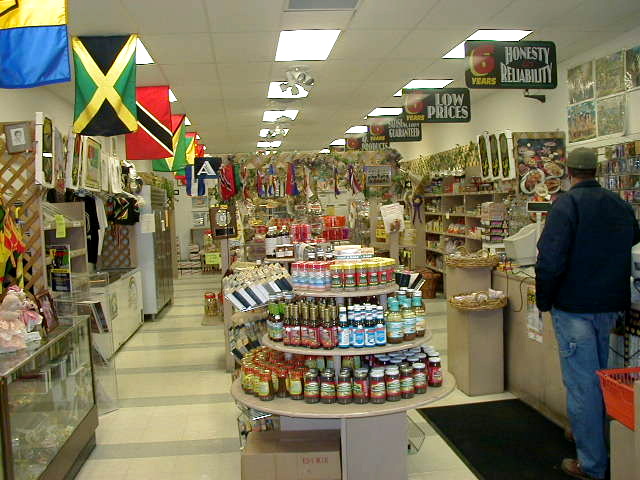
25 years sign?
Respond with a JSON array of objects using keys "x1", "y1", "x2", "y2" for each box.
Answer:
[
  {"x1": 465, "y1": 40, "x2": 557, "y2": 89},
  {"x1": 402, "y1": 88, "x2": 471, "y2": 123}
]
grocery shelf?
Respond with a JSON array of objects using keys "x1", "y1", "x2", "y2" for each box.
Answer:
[
  {"x1": 261, "y1": 331, "x2": 431, "y2": 357},
  {"x1": 263, "y1": 257, "x2": 296, "y2": 263},
  {"x1": 425, "y1": 247, "x2": 444, "y2": 255},
  {"x1": 230, "y1": 307, "x2": 268, "y2": 326},
  {"x1": 446, "y1": 213, "x2": 466, "y2": 217},
  {"x1": 425, "y1": 231, "x2": 443, "y2": 235},
  {"x1": 230, "y1": 374, "x2": 455, "y2": 419},
  {"x1": 424, "y1": 265, "x2": 444, "y2": 274},
  {"x1": 443, "y1": 232, "x2": 466, "y2": 239},
  {"x1": 294, "y1": 283, "x2": 398, "y2": 298}
]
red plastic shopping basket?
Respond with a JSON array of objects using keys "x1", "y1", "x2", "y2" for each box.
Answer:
[{"x1": 596, "y1": 367, "x2": 640, "y2": 431}]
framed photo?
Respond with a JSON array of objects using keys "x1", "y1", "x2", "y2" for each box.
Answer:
[
  {"x1": 364, "y1": 165, "x2": 392, "y2": 187},
  {"x1": 595, "y1": 51, "x2": 625, "y2": 98},
  {"x1": 625, "y1": 45, "x2": 640, "y2": 90},
  {"x1": 597, "y1": 94, "x2": 626, "y2": 137},
  {"x1": 568, "y1": 101, "x2": 597, "y2": 143},
  {"x1": 567, "y1": 61, "x2": 594, "y2": 104},
  {"x1": 4, "y1": 122, "x2": 31, "y2": 154},
  {"x1": 36, "y1": 290, "x2": 59, "y2": 333},
  {"x1": 513, "y1": 132, "x2": 567, "y2": 198},
  {"x1": 66, "y1": 133, "x2": 83, "y2": 189},
  {"x1": 35, "y1": 112, "x2": 55, "y2": 188},
  {"x1": 82, "y1": 137, "x2": 101, "y2": 191}
]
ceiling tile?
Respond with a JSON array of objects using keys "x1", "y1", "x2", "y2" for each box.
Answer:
[
  {"x1": 349, "y1": 0, "x2": 439, "y2": 30},
  {"x1": 174, "y1": 84, "x2": 223, "y2": 101},
  {"x1": 217, "y1": 63, "x2": 272, "y2": 84},
  {"x1": 280, "y1": 10, "x2": 354, "y2": 30},
  {"x1": 316, "y1": 60, "x2": 378, "y2": 83},
  {"x1": 487, "y1": 0, "x2": 583, "y2": 29},
  {"x1": 416, "y1": 0, "x2": 512, "y2": 27},
  {"x1": 68, "y1": 0, "x2": 137, "y2": 35},
  {"x1": 205, "y1": 0, "x2": 283, "y2": 33},
  {"x1": 389, "y1": 28, "x2": 473, "y2": 60},
  {"x1": 123, "y1": 0, "x2": 209, "y2": 34},
  {"x1": 212, "y1": 32, "x2": 279, "y2": 63},
  {"x1": 331, "y1": 30, "x2": 409, "y2": 60},
  {"x1": 220, "y1": 81, "x2": 268, "y2": 99},
  {"x1": 367, "y1": 59, "x2": 433, "y2": 83},
  {"x1": 160, "y1": 64, "x2": 219, "y2": 84},
  {"x1": 135, "y1": 65, "x2": 168, "y2": 86},
  {"x1": 551, "y1": 0, "x2": 640, "y2": 30},
  {"x1": 144, "y1": 34, "x2": 214, "y2": 64}
]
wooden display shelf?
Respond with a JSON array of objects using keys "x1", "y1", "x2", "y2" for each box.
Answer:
[
  {"x1": 230, "y1": 374, "x2": 455, "y2": 419},
  {"x1": 424, "y1": 265, "x2": 444, "y2": 274},
  {"x1": 425, "y1": 230, "x2": 443, "y2": 235},
  {"x1": 261, "y1": 332, "x2": 431, "y2": 357},
  {"x1": 295, "y1": 283, "x2": 398, "y2": 298},
  {"x1": 264, "y1": 257, "x2": 296, "y2": 263},
  {"x1": 443, "y1": 232, "x2": 467, "y2": 239},
  {"x1": 425, "y1": 247, "x2": 444, "y2": 255},
  {"x1": 446, "y1": 213, "x2": 466, "y2": 217},
  {"x1": 424, "y1": 211, "x2": 442, "y2": 215},
  {"x1": 230, "y1": 307, "x2": 268, "y2": 326},
  {"x1": 43, "y1": 221, "x2": 83, "y2": 230}
]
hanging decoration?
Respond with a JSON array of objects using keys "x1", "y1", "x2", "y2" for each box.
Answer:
[
  {"x1": 333, "y1": 165, "x2": 341, "y2": 197},
  {"x1": 408, "y1": 142, "x2": 478, "y2": 178},
  {"x1": 286, "y1": 163, "x2": 300, "y2": 196},
  {"x1": 411, "y1": 195, "x2": 424, "y2": 225},
  {"x1": 219, "y1": 163, "x2": 237, "y2": 201}
]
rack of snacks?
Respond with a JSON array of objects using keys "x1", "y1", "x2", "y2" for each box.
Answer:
[
  {"x1": 231, "y1": 285, "x2": 455, "y2": 480},
  {"x1": 0, "y1": 317, "x2": 97, "y2": 480}
]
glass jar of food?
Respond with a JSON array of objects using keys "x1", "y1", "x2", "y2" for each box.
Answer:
[
  {"x1": 428, "y1": 357, "x2": 443, "y2": 388},
  {"x1": 343, "y1": 263, "x2": 356, "y2": 291},
  {"x1": 330, "y1": 264, "x2": 343, "y2": 291},
  {"x1": 320, "y1": 370, "x2": 336, "y2": 404},
  {"x1": 355, "y1": 263, "x2": 368, "y2": 290},
  {"x1": 304, "y1": 371, "x2": 320, "y2": 404},
  {"x1": 413, "y1": 362, "x2": 428, "y2": 394},
  {"x1": 369, "y1": 369, "x2": 386, "y2": 404},
  {"x1": 366, "y1": 261, "x2": 379, "y2": 288},
  {"x1": 385, "y1": 367, "x2": 401, "y2": 402},
  {"x1": 288, "y1": 369, "x2": 304, "y2": 400},
  {"x1": 276, "y1": 368, "x2": 288, "y2": 398},
  {"x1": 353, "y1": 369, "x2": 369, "y2": 404},
  {"x1": 400, "y1": 364, "x2": 415, "y2": 399},
  {"x1": 258, "y1": 369, "x2": 274, "y2": 401},
  {"x1": 337, "y1": 371, "x2": 353, "y2": 404}
]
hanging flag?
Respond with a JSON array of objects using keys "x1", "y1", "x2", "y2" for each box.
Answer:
[
  {"x1": 196, "y1": 142, "x2": 205, "y2": 158},
  {"x1": 72, "y1": 35, "x2": 137, "y2": 136},
  {"x1": 152, "y1": 115, "x2": 188, "y2": 172},
  {"x1": 219, "y1": 164, "x2": 236, "y2": 201},
  {"x1": 185, "y1": 133, "x2": 197, "y2": 165},
  {"x1": 125, "y1": 86, "x2": 173, "y2": 160},
  {"x1": 185, "y1": 166, "x2": 193, "y2": 196},
  {"x1": 0, "y1": 0, "x2": 71, "y2": 89}
]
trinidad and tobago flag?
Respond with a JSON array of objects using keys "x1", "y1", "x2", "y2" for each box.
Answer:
[{"x1": 125, "y1": 86, "x2": 173, "y2": 160}]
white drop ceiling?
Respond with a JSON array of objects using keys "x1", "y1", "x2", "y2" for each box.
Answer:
[{"x1": 46, "y1": 0, "x2": 640, "y2": 153}]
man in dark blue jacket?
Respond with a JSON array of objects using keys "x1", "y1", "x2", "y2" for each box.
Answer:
[{"x1": 536, "y1": 147, "x2": 640, "y2": 480}]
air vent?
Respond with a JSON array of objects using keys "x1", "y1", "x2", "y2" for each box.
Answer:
[{"x1": 287, "y1": 0, "x2": 359, "y2": 11}]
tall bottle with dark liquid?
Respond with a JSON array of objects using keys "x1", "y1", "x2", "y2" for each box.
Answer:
[{"x1": 290, "y1": 304, "x2": 301, "y2": 346}]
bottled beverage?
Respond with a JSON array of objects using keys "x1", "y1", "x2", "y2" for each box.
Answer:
[
  {"x1": 364, "y1": 311, "x2": 376, "y2": 347},
  {"x1": 280, "y1": 225, "x2": 291, "y2": 245},
  {"x1": 353, "y1": 313, "x2": 365, "y2": 348},
  {"x1": 338, "y1": 306, "x2": 350, "y2": 348},
  {"x1": 375, "y1": 306, "x2": 387, "y2": 346},
  {"x1": 386, "y1": 300, "x2": 404, "y2": 344},
  {"x1": 412, "y1": 291, "x2": 426, "y2": 337},
  {"x1": 265, "y1": 227, "x2": 277, "y2": 258},
  {"x1": 330, "y1": 305, "x2": 339, "y2": 348},
  {"x1": 319, "y1": 309, "x2": 333, "y2": 349},
  {"x1": 289, "y1": 304, "x2": 301, "y2": 346}
]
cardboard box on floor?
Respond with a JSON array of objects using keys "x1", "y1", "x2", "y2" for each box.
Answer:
[{"x1": 241, "y1": 429, "x2": 341, "y2": 480}]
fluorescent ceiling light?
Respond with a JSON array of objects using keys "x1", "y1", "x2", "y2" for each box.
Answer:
[
  {"x1": 169, "y1": 89, "x2": 178, "y2": 102},
  {"x1": 259, "y1": 128, "x2": 290, "y2": 137},
  {"x1": 393, "y1": 79, "x2": 453, "y2": 96},
  {"x1": 345, "y1": 125, "x2": 368, "y2": 134},
  {"x1": 196, "y1": 134, "x2": 201, "y2": 140},
  {"x1": 330, "y1": 139, "x2": 346, "y2": 146},
  {"x1": 136, "y1": 38, "x2": 154, "y2": 65},
  {"x1": 257, "y1": 141, "x2": 282, "y2": 148},
  {"x1": 267, "y1": 81, "x2": 309, "y2": 99},
  {"x1": 275, "y1": 30, "x2": 341, "y2": 61},
  {"x1": 319, "y1": 148, "x2": 330, "y2": 153},
  {"x1": 368, "y1": 107, "x2": 402, "y2": 117},
  {"x1": 263, "y1": 110, "x2": 299, "y2": 122},
  {"x1": 443, "y1": 29, "x2": 533, "y2": 59},
  {"x1": 184, "y1": 116, "x2": 191, "y2": 126}
]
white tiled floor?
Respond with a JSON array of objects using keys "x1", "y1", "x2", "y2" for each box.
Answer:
[{"x1": 77, "y1": 274, "x2": 514, "y2": 479}]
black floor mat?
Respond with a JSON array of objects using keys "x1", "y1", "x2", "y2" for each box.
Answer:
[{"x1": 419, "y1": 399, "x2": 576, "y2": 480}]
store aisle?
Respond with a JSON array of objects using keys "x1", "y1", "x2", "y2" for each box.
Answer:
[{"x1": 77, "y1": 278, "x2": 513, "y2": 480}]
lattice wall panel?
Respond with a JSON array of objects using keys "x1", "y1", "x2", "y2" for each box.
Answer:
[
  {"x1": 0, "y1": 123, "x2": 46, "y2": 294},
  {"x1": 98, "y1": 224, "x2": 137, "y2": 269}
]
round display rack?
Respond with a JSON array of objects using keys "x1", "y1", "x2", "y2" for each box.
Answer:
[
  {"x1": 294, "y1": 283, "x2": 399, "y2": 298},
  {"x1": 261, "y1": 331, "x2": 432, "y2": 357}
]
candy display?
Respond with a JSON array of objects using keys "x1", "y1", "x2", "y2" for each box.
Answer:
[
  {"x1": 240, "y1": 345, "x2": 444, "y2": 405},
  {"x1": 265, "y1": 289, "x2": 427, "y2": 349}
]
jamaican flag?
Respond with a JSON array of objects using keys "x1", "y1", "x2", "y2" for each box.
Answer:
[
  {"x1": 153, "y1": 115, "x2": 188, "y2": 172},
  {"x1": 72, "y1": 35, "x2": 137, "y2": 137}
]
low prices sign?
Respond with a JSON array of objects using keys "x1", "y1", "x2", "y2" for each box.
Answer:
[
  {"x1": 402, "y1": 88, "x2": 471, "y2": 123},
  {"x1": 465, "y1": 40, "x2": 557, "y2": 89},
  {"x1": 367, "y1": 117, "x2": 422, "y2": 142}
]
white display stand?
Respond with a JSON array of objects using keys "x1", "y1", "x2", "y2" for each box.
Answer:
[{"x1": 232, "y1": 286, "x2": 456, "y2": 480}]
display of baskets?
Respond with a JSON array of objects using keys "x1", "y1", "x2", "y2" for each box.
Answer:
[
  {"x1": 448, "y1": 291, "x2": 507, "y2": 311},
  {"x1": 597, "y1": 367, "x2": 640, "y2": 431},
  {"x1": 444, "y1": 247, "x2": 499, "y2": 269}
]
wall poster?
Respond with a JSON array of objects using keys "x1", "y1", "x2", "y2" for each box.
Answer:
[
  {"x1": 83, "y1": 137, "x2": 102, "y2": 191},
  {"x1": 568, "y1": 101, "x2": 597, "y2": 143},
  {"x1": 567, "y1": 61, "x2": 594, "y2": 104},
  {"x1": 512, "y1": 132, "x2": 567, "y2": 197},
  {"x1": 625, "y1": 45, "x2": 640, "y2": 90},
  {"x1": 595, "y1": 51, "x2": 625, "y2": 98},
  {"x1": 596, "y1": 94, "x2": 626, "y2": 137}
]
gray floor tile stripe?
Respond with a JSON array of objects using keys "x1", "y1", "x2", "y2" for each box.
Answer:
[
  {"x1": 116, "y1": 363, "x2": 224, "y2": 375},
  {"x1": 430, "y1": 327, "x2": 447, "y2": 333},
  {"x1": 91, "y1": 438, "x2": 239, "y2": 459},
  {"x1": 141, "y1": 326, "x2": 223, "y2": 333},
  {"x1": 121, "y1": 342, "x2": 224, "y2": 352},
  {"x1": 153, "y1": 313, "x2": 208, "y2": 319},
  {"x1": 116, "y1": 393, "x2": 233, "y2": 408}
]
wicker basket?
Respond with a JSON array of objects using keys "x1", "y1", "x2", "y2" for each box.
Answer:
[
  {"x1": 444, "y1": 246, "x2": 499, "y2": 269},
  {"x1": 419, "y1": 270, "x2": 441, "y2": 299},
  {"x1": 448, "y1": 291, "x2": 508, "y2": 311}
]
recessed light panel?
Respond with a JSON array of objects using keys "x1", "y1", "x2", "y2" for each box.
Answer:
[
  {"x1": 330, "y1": 139, "x2": 346, "y2": 146},
  {"x1": 257, "y1": 141, "x2": 282, "y2": 148},
  {"x1": 367, "y1": 107, "x2": 402, "y2": 117},
  {"x1": 319, "y1": 148, "x2": 330, "y2": 153},
  {"x1": 275, "y1": 30, "x2": 341, "y2": 61},
  {"x1": 184, "y1": 116, "x2": 191, "y2": 126},
  {"x1": 136, "y1": 38, "x2": 154, "y2": 65},
  {"x1": 263, "y1": 110, "x2": 299, "y2": 122},
  {"x1": 345, "y1": 125, "x2": 368, "y2": 134},
  {"x1": 393, "y1": 79, "x2": 453, "y2": 96},
  {"x1": 443, "y1": 29, "x2": 533, "y2": 59},
  {"x1": 169, "y1": 89, "x2": 178, "y2": 103},
  {"x1": 267, "y1": 82, "x2": 309, "y2": 99},
  {"x1": 259, "y1": 128, "x2": 290, "y2": 137}
]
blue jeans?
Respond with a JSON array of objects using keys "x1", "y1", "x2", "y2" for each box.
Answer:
[{"x1": 552, "y1": 308, "x2": 620, "y2": 479}]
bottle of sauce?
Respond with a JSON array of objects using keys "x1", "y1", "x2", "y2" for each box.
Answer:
[
  {"x1": 412, "y1": 291, "x2": 426, "y2": 338},
  {"x1": 338, "y1": 306, "x2": 350, "y2": 348},
  {"x1": 283, "y1": 304, "x2": 291, "y2": 346},
  {"x1": 289, "y1": 304, "x2": 301, "y2": 346},
  {"x1": 319, "y1": 309, "x2": 333, "y2": 349},
  {"x1": 364, "y1": 309, "x2": 377, "y2": 347},
  {"x1": 271, "y1": 314, "x2": 284, "y2": 342},
  {"x1": 386, "y1": 300, "x2": 404, "y2": 344},
  {"x1": 309, "y1": 304, "x2": 320, "y2": 349},
  {"x1": 300, "y1": 301, "x2": 309, "y2": 347},
  {"x1": 353, "y1": 312, "x2": 365, "y2": 348},
  {"x1": 375, "y1": 306, "x2": 387, "y2": 346},
  {"x1": 401, "y1": 304, "x2": 417, "y2": 342},
  {"x1": 330, "y1": 305, "x2": 339, "y2": 348},
  {"x1": 428, "y1": 357, "x2": 443, "y2": 387}
]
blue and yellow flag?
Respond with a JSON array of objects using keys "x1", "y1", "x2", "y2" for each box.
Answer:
[{"x1": 0, "y1": 0, "x2": 70, "y2": 88}]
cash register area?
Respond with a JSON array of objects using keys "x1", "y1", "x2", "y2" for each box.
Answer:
[{"x1": 75, "y1": 273, "x2": 513, "y2": 480}]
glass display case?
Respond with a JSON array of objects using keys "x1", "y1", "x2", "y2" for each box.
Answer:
[{"x1": 0, "y1": 318, "x2": 97, "y2": 480}]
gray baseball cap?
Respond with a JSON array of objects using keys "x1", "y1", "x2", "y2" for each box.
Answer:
[{"x1": 567, "y1": 147, "x2": 597, "y2": 169}]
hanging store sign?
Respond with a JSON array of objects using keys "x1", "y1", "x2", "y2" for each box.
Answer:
[
  {"x1": 345, "y1": 136, "x2": 363, "y2": 151},
  {"x1": 402, "y1": 88, "x2": 471, "y2": 123},
  {"x1": 345, "y1": 134, "x2": 389, "y2": 151},
  {"x1": 367, "y1": 117, "x2": 422, "y2": 142},
  {"x1": 195, "y1": 156, "x2": 221, "y2": 179},
  {"x1": 465, "y1": 40, "x2": 557, "y2": 89}
]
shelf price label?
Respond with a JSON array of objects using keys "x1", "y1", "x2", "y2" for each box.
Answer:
[{"x1": 55, "y1": 214, "x2": 66, "y2": 238}]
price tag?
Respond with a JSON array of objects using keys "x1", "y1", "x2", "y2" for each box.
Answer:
[
  {"x1": 55, "y1": 215, "x2": 66, "y2": 238},
  {"x1": 205, "y1": 253, "x2": 220, "y2": 265}
]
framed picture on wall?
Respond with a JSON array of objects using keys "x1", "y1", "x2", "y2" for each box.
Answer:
[
  {"x1": 595, "y1": 51, "x2": 625, "y2": 98},
  {"x1": 4, "y1": 122, "x2": 31, "y2": 154},
  {"x1": 597, "y1": 94, "x2": 626, "y2": 137},
  {"x1": 625, "y1": 45, "x2": 640, "y2": 90},
  {"x1": 35, "y1": 112, "x2": 55, "y2": 188},
  {"x1": 66, "y1": 133, "x2": 83, "y2": 190},
  {"x1": 567, "y1": 61, "x2": 594, "y2": 104},
  {"x1": 82, "y1": 137, "x2": 101, "y2": 191},
  {"x1": 568, "y1": 101, "x2": 597, "y2": 143}
]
